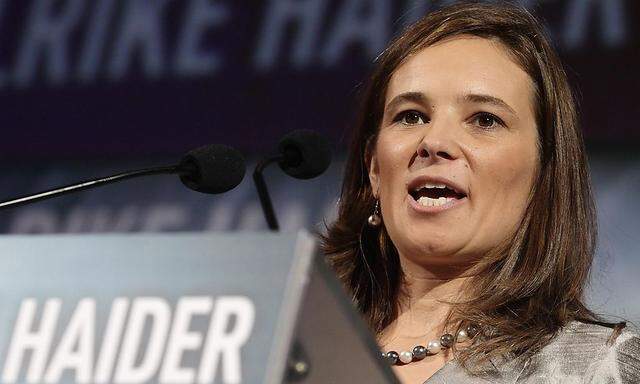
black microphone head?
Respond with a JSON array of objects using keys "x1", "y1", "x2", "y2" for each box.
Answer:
[
  {"x1": 277, "y1": 129, "x2": 332, "y2": 180},
  {"x1": 179, "y1": 144, "x2": 246, "y2": 194}
]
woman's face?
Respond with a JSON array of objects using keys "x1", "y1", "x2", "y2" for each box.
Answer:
[{"x1": 369, "y1": 36, "x2": 539, "y2": 273}]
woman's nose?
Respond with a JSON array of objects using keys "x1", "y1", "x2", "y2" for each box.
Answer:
[{"x1": 416, "y1": 126, "x2": 458, "y2": 162}]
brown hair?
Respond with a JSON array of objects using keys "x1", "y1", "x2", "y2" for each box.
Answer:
[{"x1": 323, "y1": 0, "x2": 598, "y2": 368}]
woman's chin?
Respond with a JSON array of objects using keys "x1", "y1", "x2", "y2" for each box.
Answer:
[
  {"x1": 400, "y1": 233, "x2": 470, "y2": 263},
  {"x1": 399, "y1": 248, "x2": 476, "y2": 278}
]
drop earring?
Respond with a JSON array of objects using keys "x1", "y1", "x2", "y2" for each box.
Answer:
[{"x1": 367, "y1": 199, "x2": 382, "y2": 227}]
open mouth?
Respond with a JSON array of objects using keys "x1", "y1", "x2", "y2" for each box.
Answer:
[{"x1": 409, "y1": 183, "x2": 467, "y2": 208}]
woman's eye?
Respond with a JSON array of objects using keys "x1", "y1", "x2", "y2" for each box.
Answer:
[
  {"x1": 395, "y1": 110, "x2": 427, "y2": 125},
  {"x1": 473, "y1": 112, "x2": 503, "y2": 129}
]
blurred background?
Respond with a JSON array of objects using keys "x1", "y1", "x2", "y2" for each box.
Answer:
[{"x1": 0, "y1": 1, "x2": 638, "y2": 322}]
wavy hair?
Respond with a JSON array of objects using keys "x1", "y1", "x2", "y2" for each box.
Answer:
[{"x1": 322, "y1": 0, "x2": 598, "y2": 368}]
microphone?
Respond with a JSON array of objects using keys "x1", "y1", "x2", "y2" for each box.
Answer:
[
  {"x1": 277, "y1": 129, "x2": 332, "y2": 180},
  {"x1": 0, "y1": 144, "x2": 246, "y2": 211},
  {"x1": 254, "y1": 130, "x2": 332, "y2": 231},
  {"x1": 179, "y1": 144, "x2": 246, "y2": 194}
]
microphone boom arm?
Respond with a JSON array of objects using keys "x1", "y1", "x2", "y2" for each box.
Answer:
[
  {"x1": 253, "y1": 154, "x2": 284, "y2": 231},
  {"x1": 0, "y1": 165, "x2": 191, "y2": 211}
]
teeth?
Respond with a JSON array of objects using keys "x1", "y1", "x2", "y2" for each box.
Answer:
[
  {"x1": 414, "y1": 183, "x2": 449, "y2": 191},
  {"x1": 417, "y1": 196, "x2": 451, "y2": 207}
]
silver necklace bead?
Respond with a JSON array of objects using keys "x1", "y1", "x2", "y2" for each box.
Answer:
[
  {"x1": 440, "y1": 333, "x2": 454, "y2": 348},
  {"x1": 457, "y1": 328, "x2": 469, "y2": 342},
  {"x1": 412, "y1": 345, "x2": 427, "y2": 360},
  {"x1": 427, "y1": 339, "x2": 442, "y2": 354},
  {"x1": 399, "y1": 350, "x2": 413, "y2": 364}
]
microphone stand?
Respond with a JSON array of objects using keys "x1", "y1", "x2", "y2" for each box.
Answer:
[
  {"x1": 0, "y1": 164, "x2": 194, "y2": 211},
  {"x1": 253, "y1": 154, "x2": 284, "y2": 231}
]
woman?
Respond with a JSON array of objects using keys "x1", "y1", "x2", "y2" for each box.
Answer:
[{"x1": 323, "y1": 1, "x2": 640, "y2": 383}]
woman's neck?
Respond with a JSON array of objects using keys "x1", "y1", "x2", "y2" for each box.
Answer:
[
  {"x1": 378, "y1": 257, "x2": 472, "y2": 343},
  {"x1": 401, "y1": 254, "x2": 473, "y2": 304}
]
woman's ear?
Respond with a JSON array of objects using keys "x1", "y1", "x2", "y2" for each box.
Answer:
[
  {"x1": 366, "y1": 138, "x2": 380, "y2": 198},
  {"x1": 368, "y1": 154, "x2": 380, "y2": 198}
]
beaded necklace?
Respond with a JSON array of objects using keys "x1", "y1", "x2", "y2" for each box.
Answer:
[{"x1": 382, "y1": 324, "x2": 478, "y2": 365}]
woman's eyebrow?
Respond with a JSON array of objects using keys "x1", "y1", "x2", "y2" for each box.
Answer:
[
  {"x1": 385, "y1": 92, "x2": 517, "y2": 117},
  {"x1": 384, "y1": 92, "x2": 428, "y2": 113},
  {"x1": 460, "y1": 93, "x2": 517, "y2": 116}
]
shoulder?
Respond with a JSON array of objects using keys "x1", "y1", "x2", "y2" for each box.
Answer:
[
  {"x1": 533, "y1": 320, "x2": 640, "y2": 383},
  {"x1": 603, "y1": 323, "x2": 640, "y2": 383},
  {"x1": 427, "y1": 321, "x2": 640, "y2": 384}
]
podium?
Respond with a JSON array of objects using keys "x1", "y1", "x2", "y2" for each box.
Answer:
[{"x1": 0, "y1": 232, "x2": 399, "y2": 384}]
